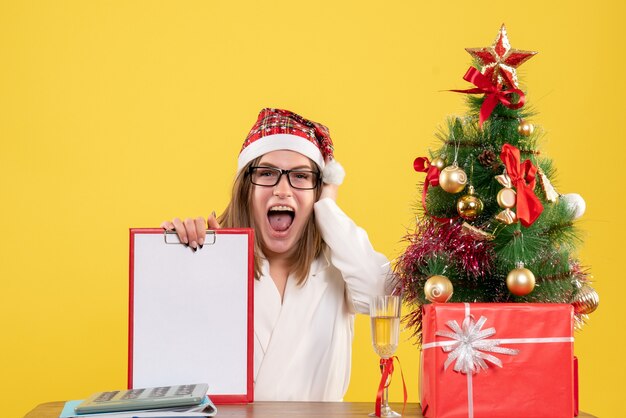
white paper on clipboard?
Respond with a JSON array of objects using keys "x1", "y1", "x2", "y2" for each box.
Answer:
[{"x1": 129, "y1": 228, "x2": 254, "y2": 403}]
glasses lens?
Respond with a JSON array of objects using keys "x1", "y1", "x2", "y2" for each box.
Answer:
[
  {"x1": 288, "y1": 171, "x2": 318, "y2": 189},
  {"x1": 251, "y1": 167, "x2": 280, "y2": 186}
]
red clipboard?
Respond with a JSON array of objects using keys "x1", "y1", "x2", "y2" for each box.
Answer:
[{"x1": 129, "y1": 228, "x2": 254, "y2": 404}]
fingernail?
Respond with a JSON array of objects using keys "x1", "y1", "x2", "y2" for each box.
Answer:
[
  {"x1": 199, "y1": 244, "x2": 203, "y2": 249},
  {"x1": 191, "y1": 241, "x2": 197, "y2": 249},
  {"x1": 182, "y1": 236, "x2": 188, "y2": 244},
  {"x1": 192, "y1": 247, "x2": 197, "y2": 253},
  {"x1": 198, "y1": 238, "x2": 204, "y2": 246},
  {"x1": 211, "y1": 210, "x2": 216, "y2": 218}
]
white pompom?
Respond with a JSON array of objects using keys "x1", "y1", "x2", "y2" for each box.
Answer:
[
  {"x1": 322, "y1": 159, "x2": 345, "y2": 185},
  {"x1": 561, "y1": 193, "x2": 586, "y2": 219}
]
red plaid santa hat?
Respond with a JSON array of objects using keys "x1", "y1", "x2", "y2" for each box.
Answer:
[{"x1": 237, "y1": 108, "x2": 345, "y2": 185}]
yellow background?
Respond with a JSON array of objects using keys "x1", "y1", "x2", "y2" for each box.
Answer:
[{"x1": 1, "y1": 1, "x2": 623, "y2": 416}]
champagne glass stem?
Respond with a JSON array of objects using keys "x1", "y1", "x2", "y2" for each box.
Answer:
[
  {"x1": 380, "y1": 386, "x2": 389, "y2": 415},
  {"x1": 382, "y1": 367, "x2": 390, "y2": 414}
]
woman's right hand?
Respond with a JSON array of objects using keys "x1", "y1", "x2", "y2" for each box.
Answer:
[{"x1": 160, "y1": 212, "x2": 221, "y2": 250}]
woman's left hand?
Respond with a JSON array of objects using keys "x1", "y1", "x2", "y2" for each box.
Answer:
[{"x1": 319, "y1": 158, "x2": 344, "y2": 201}]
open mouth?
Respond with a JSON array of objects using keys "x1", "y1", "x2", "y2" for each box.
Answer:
[{"x1": 267, "y1": 205, "x2": 295, "y2": 232}]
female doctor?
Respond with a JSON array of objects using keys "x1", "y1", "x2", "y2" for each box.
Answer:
[{"x1": 161, "y1": 108, "x2": 391, "y2": 401}]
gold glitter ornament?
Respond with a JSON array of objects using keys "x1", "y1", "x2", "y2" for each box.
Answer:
[
  {"x1": 518, "y1": 120, "x2": 535, "y2": 137},
  {"x1": 439, "y1": 163, "x2": 467, "y2": 194},
  {"x1": 572, "y1": 284, "x2": 599, "y2": 315},
  {"x1": 424, "y1": 275, "x2": 454, "y2": 303},
  {"x1": 457, "y1": 186, "x2": 484, "y2": 220},
  {"x1": 506, "y1": 262, "x2": 536, "y2": 296},
  {"x1": 431, "y1": 156, "x2": 447, "y2": 171}
]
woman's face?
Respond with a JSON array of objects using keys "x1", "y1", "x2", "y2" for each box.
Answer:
[{"x1": 251, "y1": 150, "x2": 318, "y2": 260}]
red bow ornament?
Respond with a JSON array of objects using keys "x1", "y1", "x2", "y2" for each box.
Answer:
[
  {"x1": 414, "y1": 157, "x2": 440, "y2": 186},
  {"x1": 413, "y1": 157, "x2": 441, "y2": 211},
  {"x1": 451, "y1": 67, "x2": 526, "y2": 128},
  {"x1": 414, "y1": 157, "x2": 459, "y2": 223},
  {"x1": 414, "y1": 156, "x2": 438, "y2": 199},
  {"x1": 500, "y1": 144, "x2": 543, "y2": 227}
]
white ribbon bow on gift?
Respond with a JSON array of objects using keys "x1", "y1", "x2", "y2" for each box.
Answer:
[{"x1": 436, "y1": 315, "x2": 519, "y2": 374}]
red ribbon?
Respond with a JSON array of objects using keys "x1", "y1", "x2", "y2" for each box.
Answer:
[
  {"x1": 375, "y1": 356, "x2": 407, "y2": 417},
  {"x1": 413, "y1": 157, "x2": 440, "y2": 185},
  {"x1": 414, "y1": 157, "x2": 440, "y2": 205},
  {"x1": 451, "y1": 67, "x2": 526, "y2": 128},
  {"x1": 413, "y1": 157, "x2": 457, "y2": 223},
  {"x1": 500, "y1": 143, "x2": 543, "y2": 227}
]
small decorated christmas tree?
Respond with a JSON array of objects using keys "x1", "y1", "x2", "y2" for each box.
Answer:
[{"x1": 396, "y1": 25, "x2": 599, "y2": 343}]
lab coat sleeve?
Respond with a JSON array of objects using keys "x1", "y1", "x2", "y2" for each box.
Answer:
[{"x1": 314, "y1": 198, "x2": 392, "y2": 314}]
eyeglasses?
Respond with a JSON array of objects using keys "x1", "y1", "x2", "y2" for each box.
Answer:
[{"x1": 248, "y1": 166, "x2": 321, "y2": 190}]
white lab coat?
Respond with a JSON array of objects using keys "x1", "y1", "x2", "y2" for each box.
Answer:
[{"x1": 253, "y1": 198, "x2": 391, "y2": 401}]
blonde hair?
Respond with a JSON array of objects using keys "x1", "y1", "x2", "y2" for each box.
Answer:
[{"x1": 218, "y1": 157, "x2": 325, "y2": 285}]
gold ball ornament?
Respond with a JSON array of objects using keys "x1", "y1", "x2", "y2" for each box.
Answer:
[
  {"x1": 518, "y1": 120, "x2": 535, "y2": 137},
  {"x1": 438, "y1": 163, "x2": 467, "y2": 194},
  {"x1": 457, "y1": 186, "x2": 484, "y2": 220},
  {"x1": 424, "y1": 275, "x2": 454, "y2": 303},
  {"x1": 431, "y1": 156, "x2": 447, "y2": 171},
  {"x1": 506, "y1": 262, "x2": 536, "y2": 296},
  {"x1": 572, "y1": 284, "x2": 599, "y2": 315}
]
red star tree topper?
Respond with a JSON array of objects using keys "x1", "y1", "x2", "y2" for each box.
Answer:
[{"x1": 466, "y1": 24, "x2": 537, "y2": 89}]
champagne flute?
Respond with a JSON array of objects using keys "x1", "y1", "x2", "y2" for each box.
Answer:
[{"x1": 369, "y1": 295, "x2": 401, "y2": 417}]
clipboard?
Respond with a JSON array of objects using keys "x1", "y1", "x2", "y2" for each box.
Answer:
[{"x1": 128, "y1": 228, "x2": 254, "y2": 404}]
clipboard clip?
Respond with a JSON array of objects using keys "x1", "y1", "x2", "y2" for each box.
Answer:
[{"x1": 164, "y1": 230, "x2": 217, "y2": 245}]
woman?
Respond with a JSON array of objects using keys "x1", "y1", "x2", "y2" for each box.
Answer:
[{"x1": 162, "y1": 108, "x2": 391, "y2": 401}]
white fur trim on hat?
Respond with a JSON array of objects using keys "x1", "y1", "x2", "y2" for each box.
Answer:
[
  {"x1": 237, "y1": 134, "x2": 325, "y2": 172},
  {"x1": 322, "y1": 159, "x2": 345, "y2": 185}
]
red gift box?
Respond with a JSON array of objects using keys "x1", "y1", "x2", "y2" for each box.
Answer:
[{"x1": 420, "y1": 303, "x2": 575, "y2": 418}]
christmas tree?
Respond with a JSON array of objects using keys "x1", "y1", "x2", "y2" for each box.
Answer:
[{"x1": 396, "y1": 25, "x2": 599, "y2": 343}]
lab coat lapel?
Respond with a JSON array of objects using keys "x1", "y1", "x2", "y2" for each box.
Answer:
[
  {"x1": 254, "y1": 261, "x2": 282, "y2": 357},
  {"x1": 254, "y1": 258, "x2": 332, "y2": 399}
]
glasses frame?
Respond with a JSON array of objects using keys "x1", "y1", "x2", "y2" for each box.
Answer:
[{"x1": 247, "y1": 166, "x2": 322, "y2": 190}]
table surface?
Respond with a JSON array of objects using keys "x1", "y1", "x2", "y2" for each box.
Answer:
[{"x1": 24, "y1": 401, "x2": 597, "y2": 418}]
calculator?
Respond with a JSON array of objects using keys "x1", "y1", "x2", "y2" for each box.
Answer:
[{"x1": 74, "y1": 383, "x2": 209, "y2": 414}]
